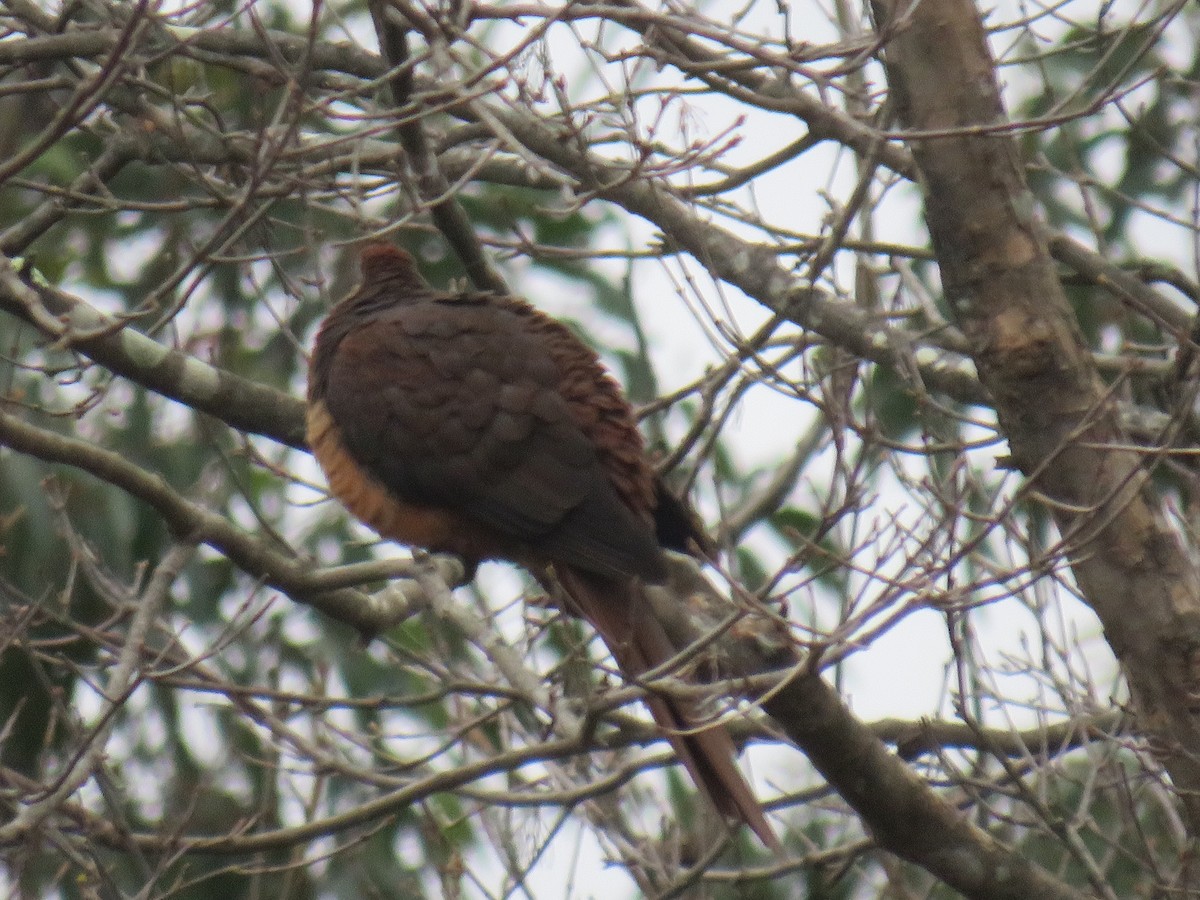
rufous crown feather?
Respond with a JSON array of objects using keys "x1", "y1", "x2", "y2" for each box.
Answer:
[{"x1": 358, "y1": 242, "x2": 426, "y2": 288}]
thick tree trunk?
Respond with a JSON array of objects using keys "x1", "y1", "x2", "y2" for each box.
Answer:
[{"x1": 873, "y1": 0, "x2": 1200, "y2": 839}]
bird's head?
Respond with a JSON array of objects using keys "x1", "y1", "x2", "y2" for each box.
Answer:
[{"x1": 358, "y1": 242, "x2": 427, "y2": 290}]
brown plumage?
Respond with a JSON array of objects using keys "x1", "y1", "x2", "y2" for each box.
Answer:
[{"x1": 306, "y1": 242, "x2": 778, "y2": 849}]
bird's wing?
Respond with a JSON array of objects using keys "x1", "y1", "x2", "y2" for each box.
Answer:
[{"x1": 318, "y1": 297, "x2": 664, "y2": 581}]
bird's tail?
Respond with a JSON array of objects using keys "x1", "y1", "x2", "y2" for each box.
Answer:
[{"x1": 556, "y1": 567, "x2": 780, "y2": 852}]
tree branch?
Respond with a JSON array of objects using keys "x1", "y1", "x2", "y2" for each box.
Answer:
[
  {"x1": 0, "y1": 406, "x2": 437, "y2": 637},
  {"x1": 644, "y1": 555, "x2": 1090, "y2": 900}
]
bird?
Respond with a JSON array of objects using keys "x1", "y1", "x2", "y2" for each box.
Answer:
[{"x1": 306, "y1": 242, "x2": 778, "y2": 850}]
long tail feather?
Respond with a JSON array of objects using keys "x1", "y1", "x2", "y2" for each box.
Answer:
[{"x1": 557, "y1": 567, "x2": 780, "y2": 851}]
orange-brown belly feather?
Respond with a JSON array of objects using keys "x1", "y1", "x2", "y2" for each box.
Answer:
[{"x1": 306, "y1": 400, "x2": 477, "y2": 553}]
